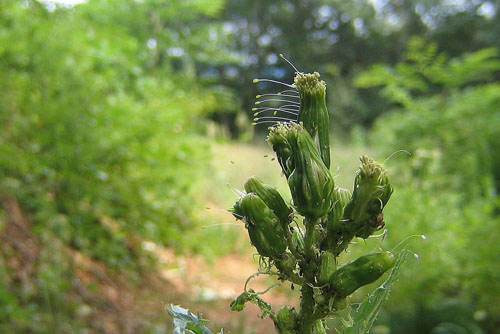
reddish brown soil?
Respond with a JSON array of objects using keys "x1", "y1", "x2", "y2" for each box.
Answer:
[{"x1": 154, "y1": 235, "x2": 300, "y2": 333}]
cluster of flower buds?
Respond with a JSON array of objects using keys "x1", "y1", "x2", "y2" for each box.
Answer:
[{"x1": 231, "y1": 68, "x2": 395, "y2": 334}]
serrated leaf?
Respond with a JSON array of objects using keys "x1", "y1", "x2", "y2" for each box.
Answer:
[
  {"x1": 343, "y1": 249, "x2": 408, "y2": 334},
  {"x1": 167, "y1": 304, "x2": 223, "y2": 334},
  {"x1": 230, "y1": 290, "x2": 254, "y2": 311},
  {"x1": 230, "y1": 289, "x2": 275, "y2": 319}
]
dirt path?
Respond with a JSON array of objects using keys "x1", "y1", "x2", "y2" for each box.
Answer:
[{"x1": 156, "y1": 233, "x2": 300, "y2": 333}]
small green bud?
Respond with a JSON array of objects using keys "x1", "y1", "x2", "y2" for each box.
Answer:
[
  {"x1": 275, "y1": 252, "x2": 297, "y2": 274},
  {"x1": 229, "y1": 197, "x2": 244, "y2": 220},
  {"x1": 267, "y1": 122, "x2": 295, "y2": 178},
  {"x1": 331, "y1": 298, "x2": 347, "y2": 311},
  {"x1": 343, "y1": 155, "x2": 393, "y2": 239},
  {"x1": 286, "y1": 123, "x2": 335, "y2": 218},
  {"x1": 276, "y1": 306, "x2": 298, "y2": 333},
  {"x1": 314, "y1": 292, "x2": 327, "y2": 305},
  {"x1": 327, "y1": 187, "x2": 352, "y2": 232},
  {"x1": 329, "y1": 251, "x2": 395, "y2": 298},
  {"x1": 294, "y1": 72, "x2": 330, "y2": 169},
  {"x1": 235, "y1": 193, "x2": 287, "y2": 257},
  {"x1": 318, "y1": 251, "x2": 337, "y2": 286},
  {"x1": 289, "y1": 226, "x2": 305, "y2": 259},
  {"x1": 321, "y1": 187, "x2": 352, "y2": 252},
  {"x1": 244, "y1": 176, "x2": 293, "y2": 227}
]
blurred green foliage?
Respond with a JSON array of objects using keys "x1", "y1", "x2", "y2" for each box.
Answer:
[
  {"x1": 207, "y1": 0, "x2": 500, "y2": 136},
  {"x1": 0, "y1": 0, "x2": 499, "y2": 333},
  {"x1": 0, "y1": 0, "x2": 220, "y2": 264},
  {"x1": 358, "y1": 38, "x2": 500, "y2": 196},
  {"x1": 0, "y1": 0, "x2": 230, "y2": 332},
  {"x1": 356, "y1": 38, "x2": 500, "y2": 333}
]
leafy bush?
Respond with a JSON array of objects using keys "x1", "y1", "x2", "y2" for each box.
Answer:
[
  {"x1": 0, "y1": 1, "x2": 233, "y2": 332},
  {"x1": 0, "y1": 0, "x2": 216, "y2": 265},
  {"x1": 357, "y1": 38, "x2": 500, "y2": 197},
  {"x1": 356, "y1": 38, "x2": 500, "y2": 333}
]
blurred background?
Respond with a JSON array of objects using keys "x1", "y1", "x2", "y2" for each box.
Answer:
[{"x1": 1, "y1": 0, "x2": 499, "y2": 333}]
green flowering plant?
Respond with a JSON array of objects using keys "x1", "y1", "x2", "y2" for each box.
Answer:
[
  {"x1": 230, "y1": 58, "x2": 406, "y2": 334},
  {"x1": 168, "y1": 57, "x2": 409, "y2": 334}
]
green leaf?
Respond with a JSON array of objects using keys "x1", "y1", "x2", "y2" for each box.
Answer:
[
  {"x1": 167, "y1": 304, "x2": 223, "y2": 334},
  {"x1": 343, "y1": 249, "x2": 408, "y2": 334},
  {"x1": 230, "y1": 289, "x2": 275, "y2": 320}
]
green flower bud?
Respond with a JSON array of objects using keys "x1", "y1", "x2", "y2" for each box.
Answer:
[
  {"x1": 229, "y1": 197, "x2": 244, "y2": 220},
  {"x1": 321, "y1": 187, "x2": 352, "y2": 252},
  {"x1": 281, "y1": 252, "x2": 297, "y2": 269},
  {"x1": 289, "y1": 226, "x2": 305, "y2": 259},
  {"x1": 326, "y1": 187, "x2": 352, "y2": 233},
  {"x1": 314, "y1": 292, "x2": 327, "y2": 306},
  {"x1": 286, "y1": 123, "x2": 335, "y2": 218},
  {"x1": 235, "y1": 193, "x2": 287, "y2": 257},
  {"x1": 276, "y1": 306, "x2": 298, "y2": 333},
  {"x1": 294, "y1": 72, "x2": 330, "y2": 169},
  {"x1": 331, "y1": 298, "x2": 347, "y2": 311},
  {"x1": 244, "y1": 176, "x2": 293, "y2": 228},
  {"x1": 318, "y1": 251, "x2": 337, "y2": 286},
  {"x1": 274, "y1": 252, "x2": 298, "y2": 279},
  {"x1": 329, "y1": 251, "x2": 395, "y2": 298},
  {"x1": 267, "y1": 122, "x2": 295, "y2": 178},
  {"x1": 343, "y1": 155, "x2": 393, "y2": 239}
]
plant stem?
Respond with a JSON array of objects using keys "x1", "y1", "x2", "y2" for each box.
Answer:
[
  {"x1": 299, "y1": 284, "x2": 316, "y2": 334},
  {"x1": 298, "y1": 217, "x2": 321, "y2": 334},
  {"x1": 304, "y1": 218, "x2": 319, "y2": 259}
]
